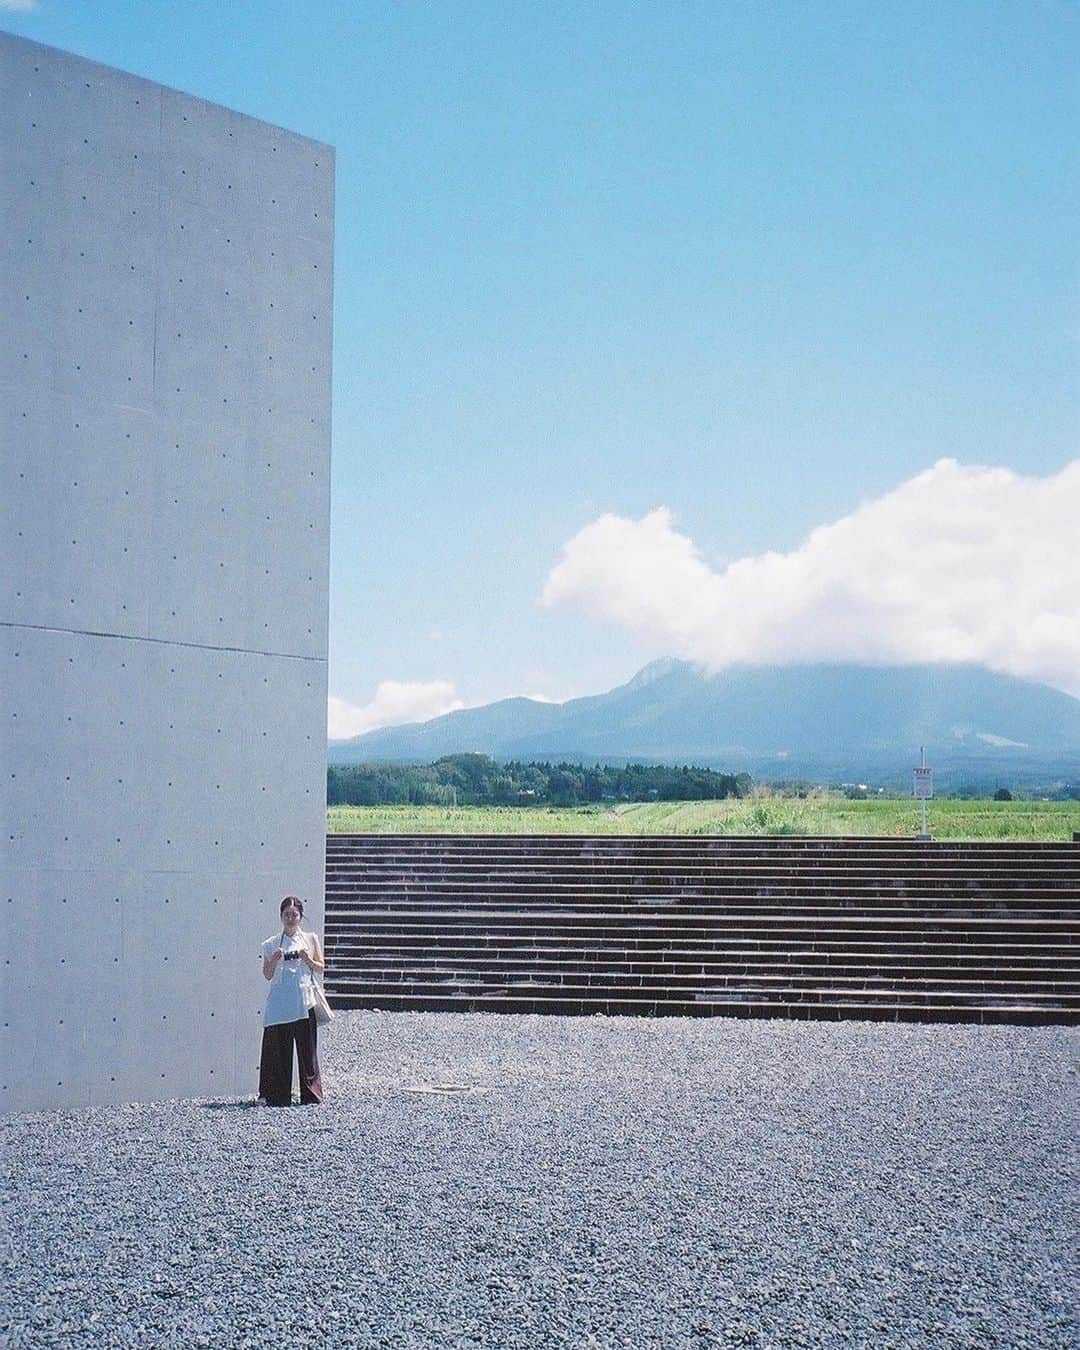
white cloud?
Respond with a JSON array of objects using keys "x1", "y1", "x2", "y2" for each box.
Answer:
[
  {"x1": 328, "y1": 680, "x2": 466, "y2": 740},
  {"x1": 0, "y1": 1, "x2": 39, "y2": 11},
  {"x1": 540, "y1": 458, "x2": 1080, "y2": 696}
]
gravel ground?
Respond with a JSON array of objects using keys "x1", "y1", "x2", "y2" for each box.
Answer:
[{"x1": 1, "y1": 1012, "x2": 1077, "y2": 1349}]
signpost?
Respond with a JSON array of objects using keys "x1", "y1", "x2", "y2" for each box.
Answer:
[{"x1": 913, "y1": 747, "x2": 933, "y2": 840}]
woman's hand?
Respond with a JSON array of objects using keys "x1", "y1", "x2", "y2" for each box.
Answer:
[
  {"x1": 262, "y1": 948, "x2": 284, "y2": 980},
  {"x1": 303, "y1": 938, "x2": 326, "y2": 974}
]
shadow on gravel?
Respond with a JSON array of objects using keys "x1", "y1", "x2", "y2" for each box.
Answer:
[{"x1": 199, "y1": 1099, "x2": 262, "y2": 1112}]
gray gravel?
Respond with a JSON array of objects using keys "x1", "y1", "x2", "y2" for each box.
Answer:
[{"x1": 2, "y1": 1013, "x2": 1077, "y2": 1349}]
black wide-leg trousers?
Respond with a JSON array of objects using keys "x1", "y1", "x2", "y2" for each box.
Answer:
[{"x1": 259, "y1": 1011, "x2": 323, "y2": 1105}]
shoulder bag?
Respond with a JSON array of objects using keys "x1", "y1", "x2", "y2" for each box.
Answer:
[{"x1": 301, "y1": 932, "x2": 335, "y2": 1025}]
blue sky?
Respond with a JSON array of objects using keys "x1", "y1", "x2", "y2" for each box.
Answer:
[{"x1": 4, "y1": 1, "x2": 1078, "y2": 733}]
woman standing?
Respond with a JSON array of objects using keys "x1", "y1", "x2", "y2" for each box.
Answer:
[{"x1": 259, "y1": 895, "x2": 325, "y2": 1105}]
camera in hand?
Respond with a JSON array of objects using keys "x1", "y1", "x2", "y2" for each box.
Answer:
[{"x1": 282, "y1": 950, "x2": 304, "y2": 961}]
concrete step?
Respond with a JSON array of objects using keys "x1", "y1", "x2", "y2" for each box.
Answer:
[
  {"x1": 326, "y1": 886, "x2": 1080, "y2": 907},
  {"x1": 327, "y1": 853, "x2": 1079, "y2": 872},
  {"x1": 326, "y1": 862, "x2": 1079, "y2": 880},
  {"x1": 322, "y1": 989, "x2": 1075, "y2": 1027},
  {"x1": 326, "y1": 898, "x2": 1077, "y2": 921},
  {"x1": 327, "y1": 933, "x2": 1077, "y2": 962},
  {"x1": 324, "y1": 945, "x2": 1078, "y2": 975},
  {"x1": 327, "y1": 851, "x2": 1080, "y2": 867},
  {"x1": 324, "y1": 835, "x2": 1080, "y2": 1027},
  {"x1": 328, "y1": 977, "x2": 1078, "y2": 1012},
  {"x1": 326, "y1": 951, "x2": 1078, "y2": 983},
  {"x1": 326, "y1": 965, "x2": 1077, "y2": 997},
  {"x1": 326, "y1": 912, "x2": 1077, "y2": 935},
  {"x1": 326, "y1": 860, "x2": 1080, "y2": 879},
  {"x1": 327, "y1": 857, "x2": 1080, "y2": 874}
]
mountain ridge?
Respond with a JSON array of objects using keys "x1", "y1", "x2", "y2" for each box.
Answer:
[{"x1": 329, "y1": 661, "x2": 1080, "y2": 788}]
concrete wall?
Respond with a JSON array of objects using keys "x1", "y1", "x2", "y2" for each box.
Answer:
[{"x1": 0, "y1": 34, "x2": 333, "y2": 1111}]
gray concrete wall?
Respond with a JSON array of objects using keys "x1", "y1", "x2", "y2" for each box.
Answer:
[{"x1": 0, "y1": 34, "x2": 333, "y2": 1111}]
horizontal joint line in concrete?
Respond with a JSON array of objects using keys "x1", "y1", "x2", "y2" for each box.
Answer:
[{"x1": 0, "y1": 621, "x2": 326, "y2": 664}]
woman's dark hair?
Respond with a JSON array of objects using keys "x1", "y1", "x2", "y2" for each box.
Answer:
[{"x1": 280, "y1": 895, "x2": 304, "y2": 917}]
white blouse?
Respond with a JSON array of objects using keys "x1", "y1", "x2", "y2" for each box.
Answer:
[{"x1": 260, "y1": 930, "x2": 317, "y2": 1027}]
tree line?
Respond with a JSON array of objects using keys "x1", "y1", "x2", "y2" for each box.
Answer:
[{"x1": 327, "y1": 754, "x2": 752, "y2": 807}]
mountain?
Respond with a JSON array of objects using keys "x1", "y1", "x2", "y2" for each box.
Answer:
[{"x1": 329, "y1": 661, "x2": 1080, "y2": 788}]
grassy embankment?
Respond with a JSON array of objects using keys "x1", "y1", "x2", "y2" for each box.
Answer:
[{"x1": 328, "y1": 798, "x2": 1080, "y2": 841}]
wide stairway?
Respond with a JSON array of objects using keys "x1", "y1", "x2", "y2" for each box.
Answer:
[{"x1": 324, "y1": 835, "x2": 1080, "y2": 1025}]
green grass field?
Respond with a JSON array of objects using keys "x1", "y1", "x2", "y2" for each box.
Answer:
[{"x1": 328, "y1": 798, "x2": 1080, "y2": 841}]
